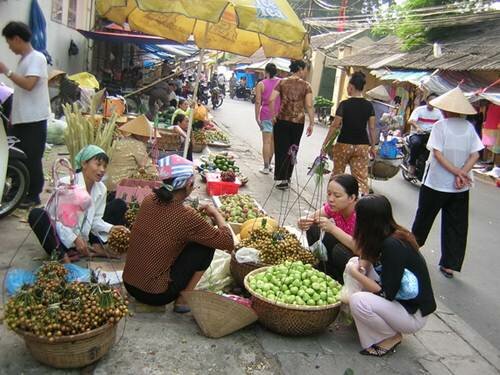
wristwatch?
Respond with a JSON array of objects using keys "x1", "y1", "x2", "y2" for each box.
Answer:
[{"x1": 6, "y1": 70, "x2": 13, "y2": 78}]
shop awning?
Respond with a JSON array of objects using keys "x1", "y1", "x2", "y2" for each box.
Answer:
[
  {"x1": 371, "y1": 69, "x2": 500, "y2": 105},
  {"x1": 78, "y1": 29, "x2": 177, "y2": 45},
  {"x1": 247, "y1": 58, "x2": 290, "y2": 72}
]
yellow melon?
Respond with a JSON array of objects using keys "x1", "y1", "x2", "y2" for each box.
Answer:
[{"x1": 240, "y1": 217, "x2": 278, "y2": 240}]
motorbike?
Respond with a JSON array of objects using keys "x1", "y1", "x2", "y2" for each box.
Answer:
[
  {"x1": 235, "y1": 83, "x2": 252, "y2": 101},
  {"x1": 400, "y1": 132, "x2": 430, "y2": 184},
  {"x1": 0, "y1": 120, "x2": 30, "y2": 219},
  {"x1": 210, "y1": 86, "x2": 224, "y2": 109},
  {"x1": 197, "y1": 82, "x2": 210, "y2": 105}
]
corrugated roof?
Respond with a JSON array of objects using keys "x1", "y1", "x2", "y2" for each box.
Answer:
[{"x1": 330, "y1": 20, "x2": 500, "y2": 71}]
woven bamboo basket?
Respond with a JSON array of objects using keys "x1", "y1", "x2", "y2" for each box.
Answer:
[
  {"x1": 15, "y1": 323, "x2": 118, "y2": 368},
  {"x1": 230, "y1": 251, "x2": 265, "y2": 288},
  {"x1": 181, "y1": 290, "x2": 257, "y2": 338},
  {"x1": 244, "y1": 267, "x2": 341, "y2": 336},
  {"x1": 192, "y1": 141, "x2": 206, "y2": 153},
  {"x1": 369, "y1": 156, "x2": 403, "y2": 180},
  {"x1": 157, "y1": 129, "x2": 182, "y2": 151}
]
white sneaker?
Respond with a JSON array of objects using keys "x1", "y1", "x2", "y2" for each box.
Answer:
[{"x1": 259, "y1": 167, "x2": 270, "y2": 175}]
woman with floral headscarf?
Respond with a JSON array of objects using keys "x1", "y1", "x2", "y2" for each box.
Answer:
[
  {"x1": 123, "y1": 154, "x2": 234, "y2": 313},
  {"x1": 28, "y1": 145, "x2": 128, "y2": 262}
]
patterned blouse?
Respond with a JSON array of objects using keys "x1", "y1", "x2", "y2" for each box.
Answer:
[
  {"x1": 123, "y1": 195, "x2": 234, "y2": 294},
  {"x1": 275, "y1": 76, "x2": 312, "y2": 124}
]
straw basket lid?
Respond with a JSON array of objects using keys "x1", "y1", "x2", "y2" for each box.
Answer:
[
  {"x1": 429, "y1": 87, "x2": 477, "y2": 115},
  {"x1": 181, "y1": 290, "x2": 257, "y2": 338},
  {"x1": 119, "y1": 115, "x2": 161, "y2": 138},
  {"x1": 366, "y1": 85, "x2": 391, "y2": 102}
]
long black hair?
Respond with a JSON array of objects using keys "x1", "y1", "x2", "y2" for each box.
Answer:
[
  {"x1": 353, "y1": 195, "x2": 418, "y2": 263},
  {"x1": 265, "y1": 63, "x2": 277, "y2": 78}
]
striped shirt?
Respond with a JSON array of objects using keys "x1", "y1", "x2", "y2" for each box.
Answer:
[{"x1": 123, "y1": 195, "x2": 234, "y2": 294}]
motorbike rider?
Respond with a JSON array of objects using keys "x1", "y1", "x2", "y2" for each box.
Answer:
[
  {"x1": 407, "y1": 93, "x2": 444, "y2": 176},
  {"x1": 217, "y1": 74, "x2": 226, "y2": 95}
]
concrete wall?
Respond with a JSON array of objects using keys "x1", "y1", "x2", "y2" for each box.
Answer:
[
  {"x1": 309, "y1": 50, "x2": 326, "y2": 98},
  {"x1": 0, "y1": 0, "x2": 93, "y2": 88}
]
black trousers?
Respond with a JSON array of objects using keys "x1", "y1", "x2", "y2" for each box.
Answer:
[
  {"x1": 307, "y1": 224, "x2": 354, "y2": 284},
  {"x1": 273, "y1": 119, "x2": 304, "y2": 181},
  {"x1": 28, "y1": 198, "x2": 127, "y2": 255},
  {"x1": 11, "y1": 121, "x2": 47, "y2": 201},
  {"x1": 124, "y1": 243, "x2": 215, "y2": 306},
  {"x1": 409, "y1": 133, "x2": 428, "y2": 166},
  {"x1": 412, "y1": 185, "x2": 469, "y2": 271}
]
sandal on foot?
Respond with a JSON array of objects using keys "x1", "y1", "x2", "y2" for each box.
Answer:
[
  {"x1": 360, "y1": 341, "x2": 401, "y2": 357},
  {"x1": 439, "y1": 266, "x2": 454, "y2": 278},
  {"x1": 173, "y1": 304, "x2": 191, "y2": 314}
]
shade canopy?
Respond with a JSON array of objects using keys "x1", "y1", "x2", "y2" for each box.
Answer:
[{"x1": 96, "y1": 0, "x2": 308, "y2": 59}]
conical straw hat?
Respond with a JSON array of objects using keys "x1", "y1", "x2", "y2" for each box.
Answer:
[
  {"x1": 119, "y1": 115, "x2": 161, "y2": 138},
  {"x1": 366, "y1": 85, "x2": 391, "y2": 102},
  {"x1": 429, "y1": 87, "x2": 476, "y2": 115}
]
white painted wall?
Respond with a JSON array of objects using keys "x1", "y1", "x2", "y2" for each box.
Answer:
[{"x1": 0, "y1": 0, "x2": 93, "y2": 88}]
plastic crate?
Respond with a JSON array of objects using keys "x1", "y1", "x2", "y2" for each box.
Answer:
[
  {"x1": 115, "y1": 178, "x2": 161, "y2": 203},
  {"x1": 206, "y1": 173, "x2": 240, "y2": 196}
]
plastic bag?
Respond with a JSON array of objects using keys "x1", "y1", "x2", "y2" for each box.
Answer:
[
  {"x1": 379, "y1": 139, "x2": 399, "y2": 159},
  {"x1": 47, "y1": 116, "x2": 67, "y2": 145},
  {"x1": 340, "y1": 257, "x2": 363, "y2": 304},
  {"x1": 310, "y1": 230, "x2": 328, "y2": 261},
  {"x1": 45, "y1": 159, "x2": 92, "y2": 228},
  {"x1": 396, "y1": 269, "x2": 419, "y2": 300},
  {"x1": 5, "y1": 269, "x2": 36, "y2": 296},
  {"x1": 64, "y1": 263, "x2": 91, "y2": 283},
  {"x1": 196, "y1": 250, "x2": 232, "y2": 292},
  {"x1": 235, "y1": 247, "x2": 260, "y2": 264}
]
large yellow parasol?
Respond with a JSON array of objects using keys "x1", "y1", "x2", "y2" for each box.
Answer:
[
  {"x1": 96, "y1": 0, "x2": 309, "y2": 157},
  {"x1": 96, "y1": 0, "x2": 308, "y2": 58}
]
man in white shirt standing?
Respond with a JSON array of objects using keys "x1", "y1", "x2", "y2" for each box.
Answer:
[
  {"x1": 407, "y1": 93, "x2": 444, "y2": 176},
  {"x1": 0, "y1": 21, "x2": 50, "y2": 208}
]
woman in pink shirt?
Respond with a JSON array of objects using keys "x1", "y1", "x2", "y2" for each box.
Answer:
[
  {"x1": 298, "y1": 174, "x2": 358, "y2": 283},
  {"x1": 254, "y1": 63, "x2": 280, "y2": 174}
]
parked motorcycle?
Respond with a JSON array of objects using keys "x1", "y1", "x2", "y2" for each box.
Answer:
[
  {"x1": 0, "y1": 121, "x2": 30, "y2": 219},
  {"x1": 210, "y1": 86, "x2": 224, "y2": 109},
  {"x1": 400, "y1": 132, "x2": 430, "y2": 184}
]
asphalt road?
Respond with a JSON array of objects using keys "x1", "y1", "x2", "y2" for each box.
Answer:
[{"x1": 214, "y1": 98, "x2": 500, "y2": 349}]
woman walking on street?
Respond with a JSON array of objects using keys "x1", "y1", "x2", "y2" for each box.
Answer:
[
  {"x1": 411, "y1": 87, "x2": 483, "y2": 279},
  {"x1": 348, "y1": 195, "x2": 436, "y2": 356},
  {"x1": 321, "y1": 71, "x2": 377, "y2": 195},
  {"x1": 254, "y1": 63, "x2": 280, "y2": 174},
  {"x1": 269, "y1": 60, "x2": 315, "y2": 190}
]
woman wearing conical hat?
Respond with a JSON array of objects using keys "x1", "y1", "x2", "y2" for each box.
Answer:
[{"x1": 411, "y1": 87, "x2": 484, "y2": 278}]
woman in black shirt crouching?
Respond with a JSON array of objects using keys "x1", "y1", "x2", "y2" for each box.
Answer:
[{"x1": 347, "y1": 194, "x2": 436, "y2": 356}]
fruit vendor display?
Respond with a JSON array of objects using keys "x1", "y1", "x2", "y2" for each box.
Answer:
[
  {"x1": 124, "y1": 200, "x2": 140, "y2": 229},
  {"x1": 239, "y1": 217, "x2": 278, "y2": 239},
  {"x1": 192, "y1": 130, "x2": 208, "y2": 145},
  {"x1": 205, "y1": 130, "x2": 230, "y2": 144},
  {"x1": 221, "y1": 171, "x2": 236, "y2": 182},
  {"x1": 239, "y1": 226, "x2": 318, "y2": 266},
  {"x1": 130, "y1": 167, "x2": 158, "y2": 181},
  {"x1": 247, "y1": 261, "x2": 342, "y2": 306},
  {"x1": 212, "y1": 154, "x2": 238, "y2": 172},
  {"x1": 108, "y1": 227, "x2": 131, "y2": 254},
  {"x1": 4, "y1": 261, "x2": 128, "y2": 340},
  {"x1": 218, "y1": 195, "x2": 266, "y2": 223}
]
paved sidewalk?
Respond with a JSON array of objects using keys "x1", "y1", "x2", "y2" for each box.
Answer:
[{"x1": 0, "y1": 125, "x2": 499, "y2": 374}]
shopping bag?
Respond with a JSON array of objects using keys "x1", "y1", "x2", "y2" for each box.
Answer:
[
  {"x1": 310, "y1": 230, "x2": 328, "y2": 261},
  {"x1": 45, "y1": 159, "x2": 92, "y2": 228}
]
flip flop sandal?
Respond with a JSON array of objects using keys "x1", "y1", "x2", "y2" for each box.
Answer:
[{"x1": 439, "y1": 266, "x2": 454, "y2": 278}]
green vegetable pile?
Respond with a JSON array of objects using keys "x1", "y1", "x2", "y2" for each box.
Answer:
[
  {"x1": 218, "y1": 194, "x2": 265, "y2": 222},
  {"x1": 205, "y1": 130, "x2": 230, "y2": 144},
  {"x1": 247, "y1": 261, "x2": 342, "y2": 307}
]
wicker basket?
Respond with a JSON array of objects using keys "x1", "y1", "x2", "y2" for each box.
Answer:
[
  {"x1": 192, "y1": 141, "x2": 206, "y2": 153},
  {"x1": 230, "y1": 251, "x2": 265, "y2": 288},
  {"x1": 15, "y1": 323, "x2": 118, "y2": 368},
  {"x1": 369, "y1": 156, "x2": 403, "y2": 181},
  {"x1": 244, "y1": 267, "x2": 341, "y2": 336},
  {"x1": 181, "y1": 290, "x2": 257, "y2": 338},
  {"x1": 157, "y1": 129, "x2": 182, "y2": 151}
]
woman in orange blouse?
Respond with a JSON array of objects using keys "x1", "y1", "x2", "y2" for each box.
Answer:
[{"x1": 123, "y1": 155, "x2": 234, "y2": 313}]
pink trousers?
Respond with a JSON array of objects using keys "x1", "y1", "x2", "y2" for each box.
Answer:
[{"x1": 349, "y1": 292, "x2": 428, "y2": 349}]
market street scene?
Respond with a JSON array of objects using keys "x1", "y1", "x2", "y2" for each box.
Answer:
[{"x1": 0, "y1": 0, "x2": 499, "y2": 374}]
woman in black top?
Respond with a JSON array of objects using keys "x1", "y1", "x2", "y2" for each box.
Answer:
[
  {"x1": 321, "y1": 72, "x2": 376, "y2": 195},
  {"x1": 347, "y1": 195, "x2": 436, "y2": 356}
]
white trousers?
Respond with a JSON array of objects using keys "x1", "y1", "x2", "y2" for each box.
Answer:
[{"x1": 349, "y1": 292, "x2": 428, "y2": 349}]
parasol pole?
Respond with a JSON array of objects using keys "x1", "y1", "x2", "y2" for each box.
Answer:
[{"x1": 183, "y1": 22, "x2": 209, "y2": 158}]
